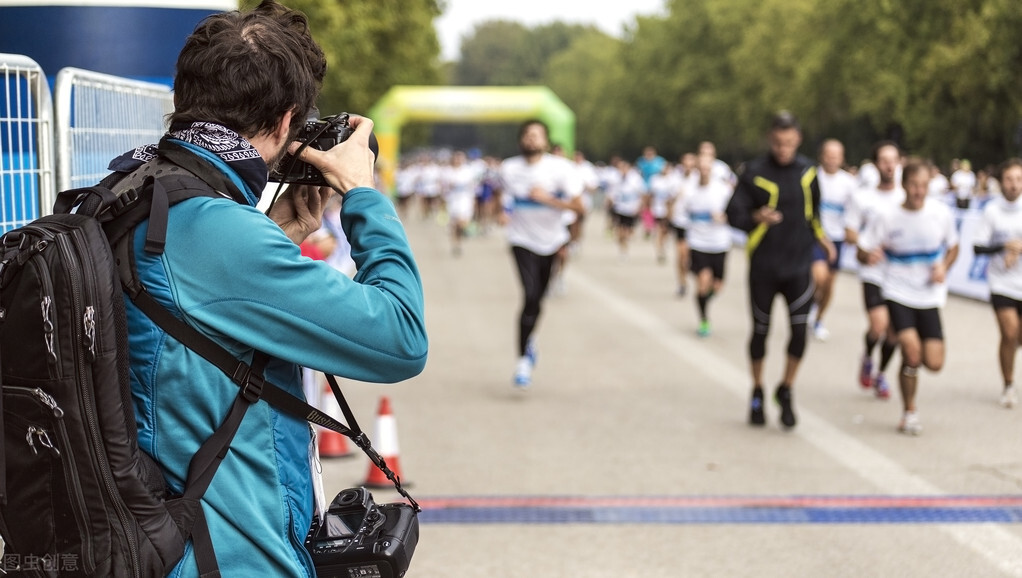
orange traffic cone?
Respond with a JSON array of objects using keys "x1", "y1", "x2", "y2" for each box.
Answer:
[
  {"x1": 318, "y1": 375, "x2": 353, "y2": 459},
  {"x1": 363, "y1": 396, "x2": 409, "y2": 488}
]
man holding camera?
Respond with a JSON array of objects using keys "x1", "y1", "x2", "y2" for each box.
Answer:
[{"x1": 107, "y1": 1, "x2": 427, "y2": 575}]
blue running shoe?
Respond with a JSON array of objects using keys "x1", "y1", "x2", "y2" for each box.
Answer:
[
  {"x1": 525, "y1": 339, "x2": 538, "y2": 367},
  {"x1": 513, "y1": 356, "x2": 533, "y2": 390},
  {"x1": 749, "y1": 388, "x2": 765, "y2": 426}
]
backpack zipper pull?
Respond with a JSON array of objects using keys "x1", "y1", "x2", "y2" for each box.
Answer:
[
  {"x1": 83, "y1": 305, "x2": 96, "y2": 362},
  {"x1": 26, "y1": 426, "x2": 60, "y2": 457},
  {"x1": 41, "y1": 295, "x2": 56, "y2": 363},
  {"x1": 30, "y1": 387, "x2": 65, "y2": 419}
]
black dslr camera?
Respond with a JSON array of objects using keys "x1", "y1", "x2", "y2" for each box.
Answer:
[
  {"x1": 305, "y1": 487, "x2": 419, "y2": 578},
  {"x1": 269, "y1": 113, "x2": 378, "y2": 185}
]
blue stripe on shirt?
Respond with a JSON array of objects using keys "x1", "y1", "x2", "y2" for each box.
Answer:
[
  {"x1": 689, "y1": 212, "x2": 714, "y2": 223},
  {"x1": 884, "y1": 247, "x2": 944, "y2": 264}
]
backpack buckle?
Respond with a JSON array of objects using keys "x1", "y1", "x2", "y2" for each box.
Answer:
[
  {"x1": 110, "y1": 188, "x2": 141, "y2": 217},
  {"x1": 232, "y1": 363, "x2": 264, "y2": 403}
]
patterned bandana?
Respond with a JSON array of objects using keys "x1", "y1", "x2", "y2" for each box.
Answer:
[{"x1": 107, "y1": 122, "x2": 270, "y2": 201}]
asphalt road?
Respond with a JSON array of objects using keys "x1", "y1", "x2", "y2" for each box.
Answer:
[{"x1": 319, "y1": 210, "x2": 1022, "y2": 578}]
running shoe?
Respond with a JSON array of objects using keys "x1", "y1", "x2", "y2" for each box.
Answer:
[
  {"x1": 677, "y1": 285, "x2": 688, "y2": 298},
  {"x1": 513, "y1": 356, "x2": 533, "y2": 390},
  {"x1": 697, "y1": 320, "x2": 711, "y2": 338},
  {"x1": 813, "y1": 321, "x2": 830, "y2": 342},
  {"x1": 774, "y1": 384, "x2": 797, "y2": 429},
  {"x1": 525, "y1": 339, "x2": 538, "y2": 367},
  {"x1": 898, "y1": 411, "x2": 923, "y2": 436},
  {"x1": 1001, "y1": 385, "x2": 1018, "y2": 409},
  {"x1": 858, "y1": 355, "x2": 874, "y2": 388},
  {"x1": 749, "y1": 388, "x2": 766, "y2": 426},
  {"x1": 872, "y1": 373, "x2": 891, "y2": 399}
]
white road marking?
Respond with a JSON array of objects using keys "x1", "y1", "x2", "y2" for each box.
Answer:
[{"x1": 571, "y1": 268, "x2": 1022, "y2": 577}]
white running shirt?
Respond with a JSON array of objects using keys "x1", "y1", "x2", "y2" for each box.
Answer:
[
  {"x1": 607, "y1": 169, "x2": 647, "y2": 217},
  {"x1": 500, "y1": 154, "x2": 583, "y2": 256},
  {"x1": 682, "y1": 179, "x2": 734, "y2": 254},
  {"x1": 443, "y1": 164, "x2": 482, "y2": 221},
  {"x1": 858, "y1": 201, "x2": 959, "y2": 309},
  {"x1": 975, "y1": 196, "x2": 1022, "y2": 300},
  {"x1": 846, "y1": 185, "x2": 905, "y2": 285},
  {"x1": 648, "y1": 172, "x2": 682, "y2": 219},
  {"x1": 817, "y1": 167, "x2": 858, "y2": 242}
]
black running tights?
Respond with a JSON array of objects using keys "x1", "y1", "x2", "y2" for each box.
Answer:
[{"x1": 512, "y1": 245, "x2": 556, "y2": 356}]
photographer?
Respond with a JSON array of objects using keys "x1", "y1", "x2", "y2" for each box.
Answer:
[{"x1": 106, "y1": 1, "x2": 427, "y2": 575}]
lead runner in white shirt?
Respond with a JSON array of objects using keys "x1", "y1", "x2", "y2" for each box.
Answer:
[
  {"x1": 857, "y1": 159, "x2": 959, "y2": 435},
  {"x1": 973, "y1": 159, "x2": 1022, "y2": 407},
  {"x1": 498, "y1": 120, "x2": 584, "y2": 388}
]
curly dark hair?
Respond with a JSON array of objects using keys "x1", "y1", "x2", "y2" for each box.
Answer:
[{"x1": 170, "y1": 0, "x2": 327, "y2": 139}]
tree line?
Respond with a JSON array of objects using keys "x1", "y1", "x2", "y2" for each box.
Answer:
[{"x1": 243, "y1": 0, "x2": 1022, "y2": 171}]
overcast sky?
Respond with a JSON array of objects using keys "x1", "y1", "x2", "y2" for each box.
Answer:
[{"x1": 434, "y1": 0, "x2": 667, "y2": 61}]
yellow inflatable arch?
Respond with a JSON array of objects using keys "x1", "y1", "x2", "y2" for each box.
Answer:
[{"x1": 366, "y1": 85, "x2": 575, "y2": 194}]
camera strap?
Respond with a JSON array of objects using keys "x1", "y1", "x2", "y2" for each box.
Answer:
[{"x1": 324, "y1": 373, "x2": 420, "y2": 512}]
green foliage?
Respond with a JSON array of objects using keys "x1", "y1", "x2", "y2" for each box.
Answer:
[
  {"x1": 238, "y1": 0, "x2": 443, "y2": 116},
  {"x1": 228, "y1": 0, "x2": 1022, "y2": 169},
  {"x1": 453, "y1": 20, "x2": 598, "y2": 86},
  {"x1": 443, "y1": 0, "x2": 1022, "y2": 169}
]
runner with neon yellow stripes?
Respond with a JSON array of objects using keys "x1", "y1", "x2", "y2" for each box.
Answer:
[{"x1": 725, "y1": 111, "x2": 836, "y2": 429}]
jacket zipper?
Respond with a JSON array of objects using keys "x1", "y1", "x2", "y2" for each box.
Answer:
[{"x1": 3, "y1": 385, "x2": 95, "y2": 572}]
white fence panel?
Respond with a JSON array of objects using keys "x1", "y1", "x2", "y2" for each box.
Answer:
[
  {"x1": 0, "y1": 53, "x2": 55, "y2": 232},
  {"x1": 54, "y1": 67, "x2": 173, "y2": 192}
]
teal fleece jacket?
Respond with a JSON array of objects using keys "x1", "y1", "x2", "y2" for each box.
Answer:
[{"x1": 125, "y1": 143, "x2": 427, "y2": 577}]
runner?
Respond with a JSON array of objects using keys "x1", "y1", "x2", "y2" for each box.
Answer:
[
  {"x1": 810, "y1": 138, "x2": 858, "y2": 340},
  {"x1": 498, "y1": 119, "x2": 584, "y2": 389},
  {"x1": 857, "y1": 158, "x2": 959, "y2": 435},
  {"x1": 844, "y1": 141, "x2": 905, "y2": 399},
  {"x1": 974, "y1": 158, "x2": 1022, "y2": 408},
  {"x1": 682, "y1": 151, "x2": 734, "y2": 337},
  {"x1": 725, "y1": 111, "x2": 835, "y2": 429}
]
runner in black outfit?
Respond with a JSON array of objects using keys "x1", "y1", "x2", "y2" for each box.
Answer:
[{"x1": 725, "y1": 111, "x2": 835, "y2": 429}]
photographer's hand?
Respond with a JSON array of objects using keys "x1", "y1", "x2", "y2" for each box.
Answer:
[
  {"x1": 291, "y1": 115, "x2": 377, "y2": 195},
  {"x1": 269, "y1": 184, "x2": 333, "y2": 244}
]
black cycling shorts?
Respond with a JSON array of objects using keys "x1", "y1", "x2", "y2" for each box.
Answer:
[
  {"x1": 863, "y1": 282, "x2": 885, "y2": 310},
  {"x1": 886, "y1": 300, "x2": 943, "y2": 341},
  {"x1": 991, "y1": 294, "x2": 1022, "y2": 317},
  {"x1": 690, "y1": 250, "x2": 726, "y2": 281}
]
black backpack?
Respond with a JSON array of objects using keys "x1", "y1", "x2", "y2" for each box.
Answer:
[{"x1": 0, "y1": 147, "x2": 414, "y2": 577}]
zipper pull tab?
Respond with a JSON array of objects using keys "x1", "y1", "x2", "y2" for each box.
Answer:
[
  {"x1": 26, "y1": 426, "x2": 39, "y2": 455},
  {"x1": 31, "y1": 388, "x2": 64, "y2": 419},
  {"x1": 41, "y1": 295, "x2": 56, "y2": 363},
  {"x1": 83, "y1": 305, "x2": 96, "y2": 362},
  {"x1": 26, "y1": 426, "x2": 60, "y2": 458}
]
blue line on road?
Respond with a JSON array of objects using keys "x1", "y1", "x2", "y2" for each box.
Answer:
[{"x1": 417, "y1": 496, "x2": 1022, "y2": 525}]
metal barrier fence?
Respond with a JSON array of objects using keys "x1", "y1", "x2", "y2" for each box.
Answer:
[
  {"x1": 0, "y1": 53, "x2": 55, "y2": 233},
  {"x1": 54, "y1": 67, "x2": 173, "y2": 192}
]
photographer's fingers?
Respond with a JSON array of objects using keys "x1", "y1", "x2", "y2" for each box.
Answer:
[
  {"x1": 291, "y1": 121, "x2": 376, "y2": 195},
  {"x1": 346, "y1": 114, "x2": 374, "y2": 140}
]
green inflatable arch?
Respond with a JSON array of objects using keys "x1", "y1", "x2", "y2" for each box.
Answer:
[{"x1": 366, "y1": 85, "x2": 575, "y2": 194}]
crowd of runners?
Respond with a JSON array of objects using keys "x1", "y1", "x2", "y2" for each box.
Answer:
[{"x1": 374, "y1": 115, "x2": 1022, "y2": 437}]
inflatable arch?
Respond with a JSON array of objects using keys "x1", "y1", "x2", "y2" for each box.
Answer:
[{"x1": 366, "y1": 85, "x2": 575, "y2": 193}]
